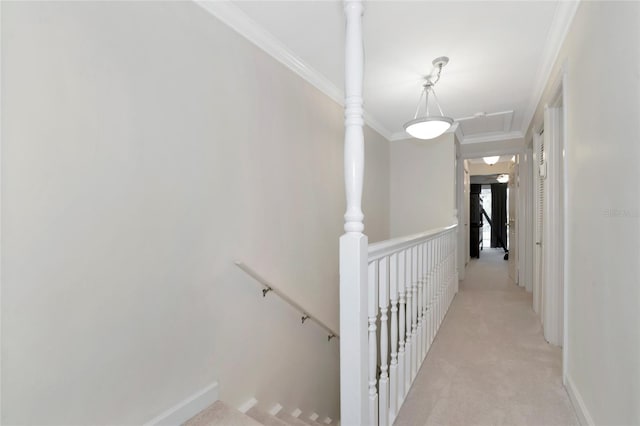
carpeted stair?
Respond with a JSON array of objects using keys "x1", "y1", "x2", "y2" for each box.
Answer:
[{"x1": 183, "y1": 400, "x2": 335, "y2": 426}]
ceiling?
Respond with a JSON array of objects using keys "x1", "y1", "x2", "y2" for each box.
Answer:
[{"x1": 198, "y1": 1, "x2": 578, "y2": 146}]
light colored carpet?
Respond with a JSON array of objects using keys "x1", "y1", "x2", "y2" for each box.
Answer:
[
  {"x1": 394, "y1": 249, "x2": 579, "y2": 426},
  {"x1": 183, "y1": 401, "x2": 262, "y2": 426}
]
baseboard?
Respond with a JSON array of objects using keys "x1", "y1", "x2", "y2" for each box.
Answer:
[
  {"x1": 144, "y1": 381, "x2": 219, "y2": 426},
  {"x1": 268, "y1": 404, "x2": 283, "y2": 416},
  {"x1": 565, "y1": 374, "x2": 594, "y2": 426},
  {"x1": 238, "y1": 397, "x2": 258, "y2": 414}
]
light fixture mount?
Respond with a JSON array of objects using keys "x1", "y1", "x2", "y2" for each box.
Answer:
[
  {"x1": 432, "y1": 56, "x2": 449, "y2": 68},
  {"x1": 403, "y1": 56, "x2": 454, "y2": 140}
]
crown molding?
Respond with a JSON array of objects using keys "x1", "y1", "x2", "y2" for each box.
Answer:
[
  {"x1": 363, "y1": 112, "x2": 393, "y2": 140},
  {"x1": 460, "y1": 145, "x2": 524, "y2": 159},
  {"x1": 453, "y1": 122, "x2": 464, "y2": 144},
  {"x1": 389, "y1": 131, "x2": 410, "y2": 142},
  {"x1": 461, "y1": 131, "x2": 524, "y2": 145},
  {"x1": 521, "y1": 0, "x2": 580, "y2": 135},
  {"x1": 194, "y1": 0, "x2": 393, "y2": 141}
]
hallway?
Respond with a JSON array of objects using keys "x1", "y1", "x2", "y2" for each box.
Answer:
[{"x1": 394, "y1": 249, "x2": 579, "y2": 426}]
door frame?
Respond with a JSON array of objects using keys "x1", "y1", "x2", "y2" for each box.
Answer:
[
  {"x1": 532, "y1": 130, "x2": 544, "y2": 317},
  {"x1": 540, "y1": 68, "x2": 569, "y2": 382}
]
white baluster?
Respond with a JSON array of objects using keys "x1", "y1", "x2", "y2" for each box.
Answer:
[
  {"x1": 444, "y1": 236, "x2": 448, "y2": 312},
  {"x1": 389, "y1": 253, "x2": 398, "y2": 423},
  {"x1": 379, "y1": 257, "x2": 389, "y2": 426},
  {"x1": 416, "y1": 243, "x2": 423, "y2": 368},
  {"x1": 421, "y1": 241, "x2": 428, "y2": 361},
  {"x1": 449, "y1": 235, "x2": 452, "y2": 306},
  {"x1": 368, "y1": 261, "x2": 379, "y2": 426},
  {"x1": 440, "y1": 236, "x2": 444, "y2": 326},
  {"x1": 454, "y1": 229, "x2": 458, "y2": 297},
  {"x1": 439, "y1": 237, "x2": 443, "y2": 325},
  {"x1": 411, "y1": 245, "x2": 418, "y2": 380},
  {"x1": 397, "y1": 250, "x2": 406, "y2": 405},
  {"x1": 443, "y1": 234, "x2": 447, "y2": 314},
  {"x1": 447, "y1": 233, "x2": 451, "y2": 307},
  {"x1": 453, "y1": 230, "x2": 457, "y2": 300},
  {"x1": 430, "y1": 238, "x2": 436, "y2": 346},
  {"x1": 339, "y1": 2, "x2": 367, "y2": 425},
  {"x1": 451, "y1": 233, "x2": 454, "y2": 302},
  {"x1": 435, "y1": 237, "x2": 440, "y2": 331},
  {"x1": 428, "y1": 239, "x2": 434, "y2": 348},
  {"x1": 405, "y1": 249, "x2": 412, "y2": 393},
  {"x1": 439, "y1": 236, "x2": 443, "y2": 326}
]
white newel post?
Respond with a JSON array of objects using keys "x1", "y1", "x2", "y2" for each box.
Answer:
[{"x1": 340, "y1": 1, "x2": 368, "y2": 425}]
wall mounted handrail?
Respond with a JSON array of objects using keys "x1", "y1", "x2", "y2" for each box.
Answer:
[
  {"x1": 234, "y1": 260, "x2": 339, "y2": 340},
  {"x1": 368, "y1": 223, "x2": 457, "y2": 261}
]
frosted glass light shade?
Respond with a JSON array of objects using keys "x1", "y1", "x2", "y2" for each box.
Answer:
[
  {"x1": 483, "y1": 156, "x2": 500, "y2": 165},
  {"x1": 404, "y1": 116, "x2": 453, "y2": 140},
  {"x1": 497, "y1": 174, "x2": 509, "y2": 183}
]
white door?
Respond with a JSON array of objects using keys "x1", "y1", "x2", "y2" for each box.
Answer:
[
  {"x1": 508, "y1": 162, "x2": 518, "y2": 283},
  {"x1": 533, "y1": 132, "x2": 545, "y2": 317},
  {"x1": 542, "y1": 104, "x2": 564, "y2": 347}
]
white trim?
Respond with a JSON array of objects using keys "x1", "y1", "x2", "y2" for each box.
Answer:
[
  {"x1": 559, "y1": 67, "x2": 570, "y2": 386},
  {"x1": 565, "y1": 375, "x2": 594, "y2": 426},
  {"x1": 538, "y1": 66, "x2": 568, "y2": 355},
  {"x1": 542, "y1": 103, "x2": 563, "y2": 346},
  {"x1": 503, "y1": 110, "x2": 514, "y2": 133},
  {"x1": 144, "y1": 382, "x2": 219, "y2": 426},
  {"x1": 0, "y1": 0, "x2": 3, "y2": 419},
  {"x1": 238, "y1": 397, "x2": 258, "y2": 414},
  {"x1": 194, "y1": 0, "x2": 393, "y2": 141},
  {"x1": 453, "y1": 122, "x2": 464, "y2": 144},
  {"x1": 521, "y1": 1, "x2": 580, "y2": 135},
  {"x1": 268, "y1": 403, "x2": 283, "y2": 416},
  {"x1": 460, "y1": 146, "x2": 525, "y2": 160},
  {"x1": 461, "y1": 131, "x2": 524, "y2": 145}
]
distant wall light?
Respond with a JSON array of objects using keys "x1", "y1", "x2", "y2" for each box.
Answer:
[{"x1": 497, "y1": 174, "x2": 509, "y2": 183}]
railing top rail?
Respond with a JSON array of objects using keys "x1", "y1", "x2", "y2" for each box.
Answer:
[
  {"x1": 367, "y1": 223, "x2": 457, "y2": 261},
  {"x1": 234, "y1": 261, "x2": 339, "y2": 339}
]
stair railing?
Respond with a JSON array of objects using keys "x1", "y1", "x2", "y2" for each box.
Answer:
[
  {"x1": 234, "y1": 261, "x2": 338, "y2": 341},
  {"x1": 366, "y1": 224, "x2": 458, "y2": 425},
  {"x1": 339, "y1": 2, "x2": 458, "y2": 425}
]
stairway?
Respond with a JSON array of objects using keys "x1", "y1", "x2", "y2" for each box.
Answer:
[{"x1": 184, "y1": 401, "x2": 335, "y2": 426}]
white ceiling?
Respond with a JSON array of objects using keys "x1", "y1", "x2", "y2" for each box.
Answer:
[{"x1": 198, "y1": 1, "x2": 578, "y2": 146}]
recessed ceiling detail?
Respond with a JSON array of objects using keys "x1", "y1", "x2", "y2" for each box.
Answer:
[
  {"x1": 456, "y1": 110, "x2": 514, "y2": 140},
  {"x1": 197, "y1": 1, "x2": 580, "y2": 146}
]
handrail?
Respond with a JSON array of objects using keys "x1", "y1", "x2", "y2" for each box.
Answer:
[
  {"x1": 234, "y1": 261, "x2": 339, "y2": 340},
  {"x1": 368, "y1": 223, "x2": 457, "y2": 261}
]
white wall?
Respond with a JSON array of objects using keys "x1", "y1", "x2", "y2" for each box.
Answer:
[
  {"x1": 390, "y1": 134, "x2": 456, "y2": 238},
  {"x1": 0, "y1": 2, "x2": 390, "y2": 424},
  {"x1": 526, "y1": 2, "x2": 640, "y2": 424}
]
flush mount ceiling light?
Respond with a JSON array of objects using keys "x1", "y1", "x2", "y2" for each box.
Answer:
[
  {"x1": 483, "y1": 156, "x2": 500, "y2": 165},
  {"x1": 497, "y1": 174, "x2": 509, "y2": 183},
  {"x1": 404, "y1": 57, "x2": 454, "y2": 140}
]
